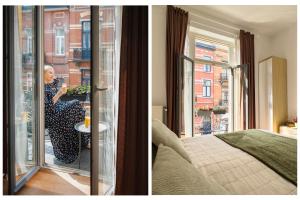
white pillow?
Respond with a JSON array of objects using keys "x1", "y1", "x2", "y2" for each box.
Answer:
[
  {"x1": 152, "y1": 119, "x2": 191, "y2": 163},
  {"x1": 152, "y1": 144, "x2": 228, "y2": 195}
]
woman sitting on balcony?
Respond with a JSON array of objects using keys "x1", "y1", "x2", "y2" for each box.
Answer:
[{"x1": 44, "y1": 65, "x2": 90, "y2": 163}]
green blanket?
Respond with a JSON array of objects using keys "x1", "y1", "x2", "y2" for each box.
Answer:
[{"x1": 215, "y1": 130, "x2": 297, "y2": 185}]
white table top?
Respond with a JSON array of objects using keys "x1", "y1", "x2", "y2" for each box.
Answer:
[{"x1": 75, "y1": 122, "x2": 108, "y2": 133}]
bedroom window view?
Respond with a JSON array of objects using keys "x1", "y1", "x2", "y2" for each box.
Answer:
[
  {"x1": 152, "y1": 5, "x2": 296, "y2": 195},
  {"x1": 193, "y1": 39, "x2": 231, "y2": 135}
]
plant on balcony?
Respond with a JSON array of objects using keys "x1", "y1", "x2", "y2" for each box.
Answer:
[
  {"x1": 66, "y1": 85, "x2": 91, "y2": 95},
  {"x1": 212, "y1": 106, "x2": 227, "y2": 114},
  {"x1": 197, "y1": 107, "x2": 212, "y2": 117},
  {"x1": 61, "y1": 85, "x2": 91, "y2": 102}
]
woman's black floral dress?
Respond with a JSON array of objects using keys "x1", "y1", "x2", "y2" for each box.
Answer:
[{"x1": 45, "y1": 79, "x2": 89, "y2": 163}]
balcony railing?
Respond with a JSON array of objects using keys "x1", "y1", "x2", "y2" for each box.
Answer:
[
  {"x1": 219, "y1": 99, "x2": 228, "y2": 106},
  {"x1": 73, "y1": 48, "x2": 91, "y2": 61}
]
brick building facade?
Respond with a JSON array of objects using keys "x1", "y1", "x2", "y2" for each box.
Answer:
[
  {"x1": 42, "y1": 6, "x2": 115, "y2": 88},
  {"x1": 194, "y1": 41, "x2": 229, "y2": 133}
]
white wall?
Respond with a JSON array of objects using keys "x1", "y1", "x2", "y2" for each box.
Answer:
[
  {"x1": 270, "y1": 25, "x2": 297, "y2": 119},
  {"x1": 152, "y1": 5, "x2": 167, "y2": 106}
]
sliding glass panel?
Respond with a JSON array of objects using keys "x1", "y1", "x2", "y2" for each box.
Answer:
[
  {"x1": 13, "y1": 5, "x2": 38, "y2": 184},
  {"x1": 179, "y1": 56, "x2": 194, "y2": 137},
  {"x1": 98, "y1": 6, "x2": 121, "y2": 194}
]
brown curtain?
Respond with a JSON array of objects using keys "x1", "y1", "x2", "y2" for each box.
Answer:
[
  {"x1": 166, "y1": 5, "x2": 188, "y2": 136},
  {"x1": 240, "y1": 30, "x2": 255, "y2": 129},
  {"x1": 115, "y1": 6, "x2": 148, "y2": 195}
]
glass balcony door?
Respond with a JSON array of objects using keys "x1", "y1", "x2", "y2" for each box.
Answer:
[
  {"x1": 91, "y1": 6, "x2": 122, "y2": 195},
  {"x1": 7, "y1": 6, "x2": 40, "y2": 193},
  {"x1": 178, "y1": 55, "x2": 195, "y2": 137}
]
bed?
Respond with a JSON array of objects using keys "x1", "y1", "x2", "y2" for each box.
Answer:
[
  {"x1": 152, "y1": 119, "x2": 297, "y2": 195},
  {"x1": 182, "y1": 133, "x2": 297, "y2": 195}
]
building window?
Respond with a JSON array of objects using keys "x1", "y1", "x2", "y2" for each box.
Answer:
[
  {"x1": 222, "y1": 91, "x2": 228, "y2": 104},
  {"x1": 82, "y1": 21, "x2": 91, "y2": 60},
  {"x1": 203, "y1": 55, "x2": 212, "y2": 61},
  {"x1": 25, "y1": 72, "x2": 32, "y2": 92},
  {"x1": 55, "y1": 27, "x2": 65, "y2": 55},
  {"x1": 203, "y1": 80, "x2": 211, "y2": 97},
  {"x1": 22, "y1": 28, "x2": 33, "y2": 64},
  {"x1": 99, "y1": 7, "x2": 114, "y2": 24},
  {"x1": 23, "y1": 28, "x2": 32, "y2": 54},
  {"x1": 81, "y1": 69, "x2": 91, "y2": 85},
  {"x1": 203, "y1": 64, "x2": 211, "y2": 72}
]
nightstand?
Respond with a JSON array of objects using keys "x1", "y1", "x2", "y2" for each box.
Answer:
[{"x1": 279, "y1": 126, "x2": 297, "y2": 139}]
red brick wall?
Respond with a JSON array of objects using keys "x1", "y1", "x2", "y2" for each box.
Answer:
[
  {"x1": 194, "y1": 43, "x2": 229, "y2": 131},
  {"x1": 43, "y1": 7, "x2": 101, "y2": 88},
  {"x1": 42, "y1": 7, "x2": 115, "y2": 87}
]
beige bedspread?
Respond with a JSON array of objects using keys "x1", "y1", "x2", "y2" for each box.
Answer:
[{"x1": 182, "y1": 135, "x2": 297, "y2": 195}]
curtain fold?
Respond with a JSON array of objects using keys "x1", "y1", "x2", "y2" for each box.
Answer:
[
  {"x1": 166, "y1": 5, "x2": 188, "y2": 136},
  {"x1": 240, "y1": 30, "x2": 255, "y2": 129},
  {"x1": 115, "y1": 6, "x2": 148, "y2": 195}
]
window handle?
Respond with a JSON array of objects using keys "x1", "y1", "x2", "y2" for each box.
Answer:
[{"x1": 95, "y1": 85, "x2": 108, "y2": 91}]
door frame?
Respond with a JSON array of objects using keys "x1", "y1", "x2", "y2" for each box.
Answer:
[
  {"x1": 178, "y1": 55, "x2": 195, "y2": 137},
  {"x1": 6, "y1": 6, "x2": 42, "y2": 194},
  {"x1": 90, "y1": 6, "x2": 100, "y2": 195},
  {"x1": 5, "y1": 6, "x2": 117, "y2": 195}
]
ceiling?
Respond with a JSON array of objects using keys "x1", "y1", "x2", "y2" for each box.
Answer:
[{"x1": 185, "y1": 5, "x2": 297, "y2": 36}]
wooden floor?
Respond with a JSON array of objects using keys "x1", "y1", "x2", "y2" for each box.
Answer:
[{"x1": 17, "y1": 168, "x2": 90, "y2": 195}]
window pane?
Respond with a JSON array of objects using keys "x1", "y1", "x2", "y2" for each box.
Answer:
[
  {"x1": 83, "y1": 21, "x2": 90, "y2": 31},
  {"x1": 56, "y1": 28, "x2": 64, "y2": 36},
  {"x1": 14, "y1": 5, "x2": 36, "y2": 182},
  {"x1": 61, "y1": 37, "x2": 65, "y2": 54},
  {"x1": 98, "y1": 6, "x2": 121, "y2": 194},
  {"x1": 207, "y1": 80, "x2": 211, "y2": 86},
  {"x1": 207, "y1": 86, "x2": 211, "y2": 96}
]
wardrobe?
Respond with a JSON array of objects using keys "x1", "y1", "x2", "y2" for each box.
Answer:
[{"x1": 258, "y1": 56, "x2": 287, "y2": 133}]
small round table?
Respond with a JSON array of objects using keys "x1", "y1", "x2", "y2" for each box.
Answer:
[{"x1": 74, "y1": 122, "x2": 108, "y2": 169}]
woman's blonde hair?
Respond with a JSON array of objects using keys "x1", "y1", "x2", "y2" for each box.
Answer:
[{"x1": 44, "y1": 65, "x2": 53, "y2": 73}]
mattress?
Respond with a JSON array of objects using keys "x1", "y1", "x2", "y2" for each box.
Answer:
[{"x1": 182, "y1": 135, "x2": 297, "y2": 195}]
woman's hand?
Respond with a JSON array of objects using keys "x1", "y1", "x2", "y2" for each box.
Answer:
[
  {"x1": 53, "y1": 84, "x2": 68, "y2": 104},
  {"x1": 60, "y1": 83, "x2": 68, "y2": 95}
]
